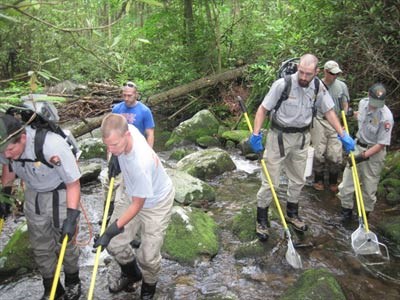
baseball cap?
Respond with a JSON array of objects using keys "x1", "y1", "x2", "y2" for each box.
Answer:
[
  {"x1": 368, "y1": 83, "x2": 386, "y2": 108},
  {"x1": 0, "y1": 114, "x2": 24, "y2": 152},
  {"x1": 324, "y1": 60, "x2": 342, "y2": 74}
]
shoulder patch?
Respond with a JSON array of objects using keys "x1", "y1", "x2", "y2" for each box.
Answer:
[{"x1": 384, "y1": 122, "x2": 391, "y2": 132}]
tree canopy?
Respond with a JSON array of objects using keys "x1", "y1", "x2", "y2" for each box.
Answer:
[{"x1": 0, "y1": 0, "x2": 399, "y2": 109}]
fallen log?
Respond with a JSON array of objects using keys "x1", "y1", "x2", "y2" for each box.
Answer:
[{"x1": 146, "y1": 66, "x2": 247, "y2": 106}]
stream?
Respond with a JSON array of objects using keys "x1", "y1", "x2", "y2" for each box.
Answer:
[{"x1": 1, "y1": 148, "x2": 400, "y2": 299}]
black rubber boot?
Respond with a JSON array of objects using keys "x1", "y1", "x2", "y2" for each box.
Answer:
[
  {"x1": 109, "y1": 259, "x2": 143, "y2": 293},
  {"x1": 340, "y1": 207, "x2": 353, "y2": 223},
  {"x1": 141, "y1": 281, "x2": 157, "y2": 300},
  {"x1": 328, "y1": 172, "x2": 339, "y2": 193},
  {"x1": 313, "y1": 172, "x2": 325, "y2": 191},
  {"x1": 41, "y1": 277, "x2": 65, "y2": 300},
  {"x1": 285, "y1": 202, "x2": 308, "y2": 231},
  {"x1": 65, "y1": 271, "x2": 81, "y2": 300},
  {"x1": 256, "y1": 207, "x2": 269, "y2": 241}
]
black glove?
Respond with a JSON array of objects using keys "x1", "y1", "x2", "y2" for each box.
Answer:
[
  {"x1": 60, "y1": 208, "x2": 80, "y2": 242},
  {"x1": 108, "y1": 155, "x2": 121, "y2": 179},
  {"x1": 348, "y1": 152, "x2": 369, "y2": 166},
  {"x1": 93, "y1": 220, "x2": 124, "y2": 251},
  {"x1": 346, "y1": 107, "x2": 354, "y2": 117},
  {"x1": 0, "y1": 187, "x2": 12, "y2": 219}
]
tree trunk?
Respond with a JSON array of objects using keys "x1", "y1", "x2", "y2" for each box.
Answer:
[{"x1": 146, "y1": 65, "x2": 247, "y2": 106}]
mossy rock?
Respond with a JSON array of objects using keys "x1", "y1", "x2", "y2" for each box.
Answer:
[
  {"x1": 79, "y1": 138, "x2": 107, "y2": 160},
  {"x1": 169, "y1": 148, "x2": 192, "y2": 161},
  {"x1": 163, "y1": 206, "x2": 219, "y2": 265},
  {"x1": 176, "y1": 148, "x2": 236, "y2": 180},
  {"x1": 231, "y1": 207, "x2": 257, "y2": 242},
  {"x1": 234, "y1": 241, "x2": 266, "y2": 259},
  {"x1": 221, "y1": 130, "x2": 249, "y2": 144},
  {"x1": 165, "y1": 109, "x2": 220, "y2": 149},
  {"x1": 196, "y1": 135, "x2": 221, "y2": 148},
  {"x1": 377, "y1": 215, "x2": 400, "y2": 255},
  {"x1": 280, "y1": 268, "x2": 346, "y2": 300},
  {"x1": 0, "y1": 222, "x2": 36, "y2": 278},
  {"x1": 378, "y1": 177, "x2": 400, "y2": 205}
]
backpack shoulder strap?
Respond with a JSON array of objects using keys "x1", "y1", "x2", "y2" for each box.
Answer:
[
  {"x1": 274, "y1": 75, "x2": 292, "y2": 112},
  {"x1": 34, "y1": 128, "x2": 53, "y2": 168}
]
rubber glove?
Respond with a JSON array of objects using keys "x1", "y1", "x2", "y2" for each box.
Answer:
[
  {"x1": 93, "y1": 220, "x2": 124, "y2": 251},
  {"x1": 249, "y1": 133, "x2": 264, "y2": 153},
  {"x1": 348, "y1": 152, "x2": 369, "y2": 165},
  {"x1": 338, "y1": 131, "x2": 355, "y2": 153},
  {"x1": 108, "y1": 155, "x2": 121, "y2": 179},
  {"x1": 60, "y1": 208, "x2": 80, "y2": 241}
]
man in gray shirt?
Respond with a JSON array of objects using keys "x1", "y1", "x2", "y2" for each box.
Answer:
[
  {"x1": 0, "y1": 113, "x2": 82, "y2": 300},
  {"x1": 249, "y1": 54, "x2": 355, "y2": 240}
]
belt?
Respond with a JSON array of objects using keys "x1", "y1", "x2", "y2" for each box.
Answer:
[
  {"x1": 357, "y1": 141, "x2": 369, "y2": 148},
  {"x1": 271, "y1": 121, "x2": 310, "y2": 133}
]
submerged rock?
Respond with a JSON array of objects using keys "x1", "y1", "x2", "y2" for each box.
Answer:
[{"x1": 280, "y1": 268, "x2": 346, "y2": 300}]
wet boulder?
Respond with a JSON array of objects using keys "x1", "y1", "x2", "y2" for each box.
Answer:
[
  {"x1": 79, "y1": 162, "x2": 102, "y2": 184},
  {"x1": 377, "y1": 215, "x2": 400, "y2": 256},
  {"x1": 78, "y1": 137, "x2": 107, "y2": 160},
  {"x1": 163, "y1": 206, "x2": 219, "y2": 265},
  {"x1": 167, "y1": 169, "x2": 215, "y2": 207},
  {"x1": 0, "y1": 222, "x2": 36, "y2": 279},
  {"x1": 280, "y1": 268, "x2": 346, "y2": 300},
  {"x1": 176, "y1": 147, "x2": 236, "y2": 180},
  {"x1": 377, "y1": 151, "x2": 400, "y2": 206},
  {"x1": 165, "y1": 109, "x2": 220, "y2": 149},
  {"x1": 46, "y1": 80, "x2": 87, "y2": 95}
]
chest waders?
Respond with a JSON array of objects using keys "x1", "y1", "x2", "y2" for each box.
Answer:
[{"x1": 34, "y1": 182, "x2": 66, "y2": 228}]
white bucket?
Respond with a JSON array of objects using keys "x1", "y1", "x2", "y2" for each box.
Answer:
[{"x1": 304, "y1": 146, "x2": 314, "y2": 179}]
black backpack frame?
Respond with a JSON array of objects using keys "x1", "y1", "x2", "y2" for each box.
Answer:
[{"x1": 6, "y1": 105, "x2": 79, "y2": 168}]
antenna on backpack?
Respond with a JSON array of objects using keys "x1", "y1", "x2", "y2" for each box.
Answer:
[{"x1": 277, "y1": 57, "x2": 299, "y2": 79}]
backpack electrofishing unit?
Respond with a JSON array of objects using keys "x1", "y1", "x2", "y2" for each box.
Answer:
[{"x1": 6, "y1": 98, "x2": 81, "y2": 168}]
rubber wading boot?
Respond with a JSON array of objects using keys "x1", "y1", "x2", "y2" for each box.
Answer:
[
  {"x1": 256, "y1": 207, "x2": 269, "y2": 241},
  {"x1": 141, "y1": 281, "x2": 157, "y2": 300},
  {"x1": 65, "y1": 271, "x2": 81, "y2": 300},
  {"x1": 328, "y1": 172, "x2": 339, "y2": 193},
  {"x1": 340, "y1": 207, "x2": 353, "y2": 223},
  {"x1": 313, "y1": 172, "x2": 324, "y2": 191},
  {"x1": 285, "y1": 202, "x2": 308, "y2": 231},
  {"x1": 41, "y1": 277, "x2": 65, "y2": 300},
  {"x1": 109, "y1": 259, "x2": 143, "y2": 293}
]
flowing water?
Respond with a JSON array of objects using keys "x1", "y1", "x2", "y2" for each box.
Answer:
[{"x1": 1, "y1": 148, "x2": 400, "y2": 299}]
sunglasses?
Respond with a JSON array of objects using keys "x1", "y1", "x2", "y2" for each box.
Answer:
[
  {"x1": 328, "y1": 71, "x2": 339, "y2": 76},
  {"x1": 125, "y1": 81, "x2": 137, "y2": 88}
]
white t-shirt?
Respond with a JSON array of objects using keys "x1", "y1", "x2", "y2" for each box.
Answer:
[{"x1": 118, "y1": 125, "x2": 172, "y2": 208}]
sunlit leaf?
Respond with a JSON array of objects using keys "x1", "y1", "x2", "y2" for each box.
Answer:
[
  {"x1": 137, "y1": 38, "x2": 151, "y2": 44},
  {"x1": 43, "y1": 57, "x2": 60, "y2": 64}
]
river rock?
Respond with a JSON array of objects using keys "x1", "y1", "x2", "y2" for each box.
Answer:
[
  {"x1": 377, "y1": 215, "x2": 400, "y2": 256},
  {"x1": 167, "y1": 169, "x2": 215, "y2": 207},
  {"x1": 78, "y1": 137, "x2": 107, "y2": 160},
  {"x1": 163, "y1": 206, "x2": 219, "y2": 265},
  {"x1": 377, "y1": 151, "x2": 400, "y2": 206},
  {"x1": 280, "y1": 268, "x2": 346, "y2": 300},
  {"x1": 176, "y1": 147, "x2": 236, "y2": 180},
  {"x1": 165, "y1": 109, "x2": 220, "y2": 149}
]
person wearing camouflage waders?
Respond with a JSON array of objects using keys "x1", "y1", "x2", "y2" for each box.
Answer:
[
  {"x1": 311, "y1": 60, "x2": 350, "y2": 192},
  {"x1": 249, "y1": 54, "x2": 355, "y2": 239},
  {"x1": 338, "y1": 83, "x2": 393, "y2": 222}
]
